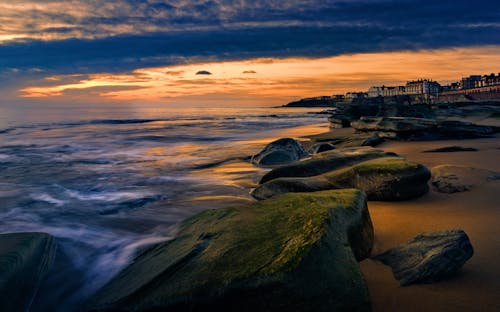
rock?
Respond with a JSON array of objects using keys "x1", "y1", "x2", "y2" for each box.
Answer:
[
  {"x1": 306, "y1": 132, "x2": 384, "y2": 148},
  {"x1": 307, "y1": 143, "x2": 335, "y2": 154},
  {"x1": 328, "y1": 115, "x2": 352, "y2": 128},
  {"x1": 373, "y1": 230, "x2": 473, "y2": 286},
  {"x1": 307, "y1": 142, "x2": 336, "y2": 154},
  {"x1": 352, "y1": 117, "x2": 497, "y2": 140},
  {"x1": 436, "y1": 120, "x2": 496, "y2": 139},
  {"x1": 423, "y1": 146, "x2": 478, "y2": 153},
  {"x1": 251, "y1": 138, "x2": 308, "y2": 166},
  {"x1": 431, "y1": 165, "x2": 500, "y2": 193},
  {"x1": 351, "y1": 117, "x2": 437, "y2": 134},
  {"x1": 259, "y1": 147, "x2": 398, "y2": 184},
  {"x1": 86, "y1": 190, "x2": 373, "y2": 312},
  {"x1": 253, "y1": 157, "x2": 430, "y2": 201},
  {"x1": 0, "y1": 232, "x2": 57, "y2": 312}
]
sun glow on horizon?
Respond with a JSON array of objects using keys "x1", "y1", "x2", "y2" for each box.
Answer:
[{"x1": 19, "y1": 46, "x2": 500, "y2": 105}]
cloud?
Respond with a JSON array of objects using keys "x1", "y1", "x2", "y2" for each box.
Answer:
[
  {"x1": 0, "y1": 0, "x2": 499, "y2": 101},
  {"x1": 243, "y1": 70, "x2": 256, "y2": 74},
  {"x1": 195, "y1": 70, "x2": 212, "y2": 75}
]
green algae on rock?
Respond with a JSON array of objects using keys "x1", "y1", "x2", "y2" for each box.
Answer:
[
  {"x1": 0, "y1": 232, "x2": 57, "y2": 312},
  {"x1": 86, "y1": 189, "x2": 373, "y2": 312},
  {"x1": 252, "y1": 157, "x2": 430, "y2": 201},
  {"x1": 259, "y1": 147, "x2": 398, "y2": 184}
]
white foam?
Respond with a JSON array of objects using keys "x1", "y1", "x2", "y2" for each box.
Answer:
[{"x1": 31, "y1": 193, "x2": 66, "y2": 206}]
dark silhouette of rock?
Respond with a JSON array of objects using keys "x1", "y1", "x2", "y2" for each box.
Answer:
[
  {"x1": 86, "y1": 190, "x2": 373, "y2": 312},
  {"x1": 0, "y1": 232, "x2": 57, "y2": 312},
  {"x1": 351, "y1": 117, "x2": 437, "y2": 133},
  {"x1": 307, "y1": 142, "x2": 336, "y2": 154},
  {"x1": 252, "y1": 157, "x2": 430, "y2": 201},
  {"x1": 251, "y1": 138, "x2": 308, "y2": 166},
  {"x1": 374, "y1": 230, "x2": 473, "y2": 286},
  {"x1": 423, "y1": 146, "x2": 478, "y2": 153},
  {"x1": 352, "y1": 117, "x2": 496, "y2": 140},
  {"x1": 259, "y1": 147, "x2": 397, "y2": 184}
]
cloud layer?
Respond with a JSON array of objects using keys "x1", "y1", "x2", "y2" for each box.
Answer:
[{"x1": 0, "y1": 0, "x2": 499, "y2": 74}]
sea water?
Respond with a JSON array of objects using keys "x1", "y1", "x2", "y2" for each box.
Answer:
[{"x1": 0, "y1": 103, "x2": 329, "y2": 310}]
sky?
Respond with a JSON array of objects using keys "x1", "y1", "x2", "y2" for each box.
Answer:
[{"x1": 1, "y1": 0, "x2": 499, "y2": 106}]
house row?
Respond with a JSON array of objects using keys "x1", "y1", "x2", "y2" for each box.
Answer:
[{"x1": 367, "y1": 79, "x2": 440, "y2": 97}]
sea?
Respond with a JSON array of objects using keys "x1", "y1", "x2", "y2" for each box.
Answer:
[{"x1": 0, "y1": 102, "x2": 329, "y2": 310}]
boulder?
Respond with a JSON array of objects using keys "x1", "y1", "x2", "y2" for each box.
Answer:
[
  {"x1": 373, "y1": 230, "x2": 473, "y2": 286},
  {"x1": 86, "y1": 190, "x2": 373, "y2": 312},
  {"x1": 328, "y1": 115, "x2": 352, "y2": 128},
  {"x1": 251, "y1": 138, "x2": 308, "y2": 166},
  {"x1": 259, "y1": 147, "x2": 398, "y2": 184},
  {"x1": 253, "y1": 157, "x2": 430, "y2": 201},
  {"x1": 0, "y1": 232, "x2": 57, "y2": 312},
  {"x1": 308, "y1": 142, "x2": 336, "y2": 154},
  {"x1": 431, "y1": 165, "x2": 500, "y2": 193}
]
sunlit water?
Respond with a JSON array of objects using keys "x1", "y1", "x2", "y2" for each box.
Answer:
[{"x1": 0, "y1": 103, "x2": 329, "y2": 310}]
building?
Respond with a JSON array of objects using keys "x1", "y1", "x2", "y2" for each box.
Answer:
[
  {"x1": 405, "y1": 79, "x2": 440, "y2": 96},
  {"x1": 345, "y1": 92, "x2": 367, "y2": 99},
  {"x1": 459, "y1": 75, "x2": 481, "y2": 89}
]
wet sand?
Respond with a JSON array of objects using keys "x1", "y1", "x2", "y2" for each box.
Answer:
[{"x1": 360, "y1": 134, "x2": 500, "y2": 311}]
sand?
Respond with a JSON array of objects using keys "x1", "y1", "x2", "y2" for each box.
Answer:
[{"x1": 360, "y1": 133, "x2": 500, "y2": 311}]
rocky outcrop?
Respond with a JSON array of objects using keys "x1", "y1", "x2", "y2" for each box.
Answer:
[
  {"x1": 251, "y1": 138, "x2": 308, "y2": 166},
  {"x1": 373, "y1": 230, "x2": 473, "y2": 286},
  {"x1": 259, "y1": 147, "x2": 398, "y2": 184},
  {"x1": 436, "y1": 120, "x2": 497, "y2": 139},
  {"x1": 351, "y1": 117, "x2": 437, "y2": 134},
  {"x1": 252, "y1": 157, "x2": 430, "y2": 201},
  {"x1": 86, "y1": 190, "x2": 374, "y2": 312},
  {"x1": 431, "y1": 165, "x2": 500, "y2": 193},
  {"x1": 0, "y1": 232, "x2": 57, "y2": 312},
  {"x1": 308, "y1": 142, "x2": 336, "y2": 154},
  {"x1": 351, "y1": 117, "x2": 497, "y2": 140}
]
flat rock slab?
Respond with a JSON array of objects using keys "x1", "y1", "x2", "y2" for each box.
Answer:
[
  {"x1": 373, "y1": 230, "x2": 473, "y2": 286},
  {"x1": 423, "y1": 146, "x2": 478, "y2": 153},
  {"x1": 86, "y1": 190, "x2": 373, "y2": 312},
  {"x1": 253, "y1": 157, "x2": 430, "y2": 201},
  {"x1": 431, "y1": 165, "x2": 500, "y2": 193},
  {"x1": 0, "y1": 232, "x2": 57, "y2": 312}
]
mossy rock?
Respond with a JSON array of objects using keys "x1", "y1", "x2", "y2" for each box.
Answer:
[
  {"x1": 306, "y1": 132, "x2": 384, "y2": 148},
  {"x1": 260, "y1": 147, "x2": 398, "y2": 184},
  {"x1": 253, "y1": 157, "x2": 430, "y2": 201},
  {"x1": 86, "y1": 190, "x2": 373, "y2": 312},
  {"x1": 0, "y1": 232, "x2": 57, "y2": 312}
]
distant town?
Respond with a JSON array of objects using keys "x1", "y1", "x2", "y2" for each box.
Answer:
[{"x1": 293, "y1": 72, "x2": 500, "y2": 105}]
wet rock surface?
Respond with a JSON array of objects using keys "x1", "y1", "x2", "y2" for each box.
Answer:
[
  {"x1": 251, "y1": 138, "x2": 308, "y2": 166},
  {"x1": 86, "y1": 190, "x2": 373, "y2": 312},
  {"x1": 0, "y1": 232, "x2": 57, "y2": 312},
  {"x1": 253, "y1": 157, "x2": 430, "y2": 201},
  {"x1": 373, "y1": 230, "x2": 474, "y2": 286}
]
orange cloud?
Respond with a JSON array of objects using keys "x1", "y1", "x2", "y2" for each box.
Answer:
[{"x1": 20, "y1": 45, "x2": 500, "y2": 104}]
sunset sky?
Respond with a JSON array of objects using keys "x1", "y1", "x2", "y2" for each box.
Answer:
[{"x1": 1, "y1": 0, "x2": 499, "y2": 106}]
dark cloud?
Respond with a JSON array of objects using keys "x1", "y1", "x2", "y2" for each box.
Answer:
[
  {"x1": 196, "y1": 70, "x2": 212, "y2": 75},
  {"x1": 0, "y1": 0, "x2": 498, "y2": 78},
  {"x1": 243, "y1": 70, "x2": 256, "y2": 74}
]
